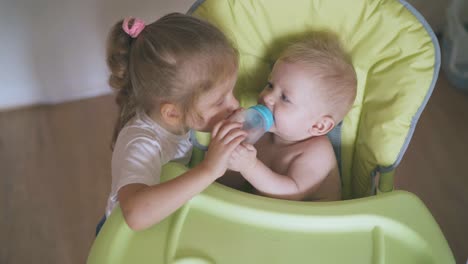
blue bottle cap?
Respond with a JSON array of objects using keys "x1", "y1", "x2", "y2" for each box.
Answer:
[{"x1": 249, "y1": 104, "x2": 274, "y2": 131}]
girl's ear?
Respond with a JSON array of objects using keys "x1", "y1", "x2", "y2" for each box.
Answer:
[
  {"x1": 160, "y1": 103, "x2": 183, "y2": 127},
  {"x1": 308, "y1": 115, "x2": 335, "y2": 136}
]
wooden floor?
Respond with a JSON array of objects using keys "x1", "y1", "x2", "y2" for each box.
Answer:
[
  {"x1": 395, "y1": 74, "x2": 468, "y2": 263},
  {"x1": 1, "y1": 74, "x2": 467, "y2": 264}
]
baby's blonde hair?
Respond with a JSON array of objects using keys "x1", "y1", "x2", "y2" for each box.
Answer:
[
  {"x1": 107, "y1": 13, "x2": 238, "y2": 147},
  {"x1": 278, "y1": 31, "x2": 357, "y2": 122}
]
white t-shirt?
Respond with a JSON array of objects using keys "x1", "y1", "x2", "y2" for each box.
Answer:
[{"x1": 105, "y1": 110, "x2": 192, "y2": 217}]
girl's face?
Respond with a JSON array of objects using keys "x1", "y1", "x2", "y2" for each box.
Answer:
[
  {"x1": 189, "y1": 73, "x2": 239, "y2": 132},
  {"x1": 258, "y1": 61, "x2": 327, "y2": 142}
]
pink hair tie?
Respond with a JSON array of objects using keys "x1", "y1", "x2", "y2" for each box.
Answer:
[{"x1": 122, "y1": 17, "x2": 145, "y2": 38}]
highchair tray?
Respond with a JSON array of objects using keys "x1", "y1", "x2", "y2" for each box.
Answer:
[{"x1": 88, "y1": 162, "x2": 454, "y2": 264}]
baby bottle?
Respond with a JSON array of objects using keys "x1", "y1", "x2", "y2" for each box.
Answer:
[{"x1": 229, "y1": 105, "x2": 274, "y2": 144}]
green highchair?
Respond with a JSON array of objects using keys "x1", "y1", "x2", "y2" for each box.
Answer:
[{"x1": 87, "y1": 0, "x2": 455, "y2": 263}]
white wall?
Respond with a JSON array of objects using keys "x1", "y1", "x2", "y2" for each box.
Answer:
[
  {"x1": 1, "y1": 0, "x2": 43, "y2": 110},
  {"x1": 0, "y1": 0, "x2": 451, "y2": 110},
  {"x1": 0, "y1": 0, "x2": 194, "y2": 110}
]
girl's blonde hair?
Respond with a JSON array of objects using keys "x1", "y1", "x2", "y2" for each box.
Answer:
[
  {"x1": 107, "y1": 13, "x2": 238, "y2": 147},
  {"x1": 279, "y1": 31, "x2": 357, "y2": 122}
]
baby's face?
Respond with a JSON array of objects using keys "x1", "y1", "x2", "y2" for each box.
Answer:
[{"x1": 258, "y1": 60, "x2": 327, "y2": 142}]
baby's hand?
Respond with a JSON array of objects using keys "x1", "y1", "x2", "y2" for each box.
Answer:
[{"x1": 228, "y1": 143, "x2": 257, "y2": 173}]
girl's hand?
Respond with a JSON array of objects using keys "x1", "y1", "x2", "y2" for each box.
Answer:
[
  {"x1": 200, "y1": 120, "x2": 247, "y2": 178},
  {"x1": 228, "y1": 143, "x2": 257, "y2": 173}
]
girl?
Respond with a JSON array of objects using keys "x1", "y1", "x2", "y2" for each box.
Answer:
[{"x1": 100, "y1": 13, "x2": 245, "y2": 232}]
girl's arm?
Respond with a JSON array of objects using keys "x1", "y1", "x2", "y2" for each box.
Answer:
[
  {"x1": 118, "y1": 121, "x2": 246, "y2": 231},
  {"x1": 118, "y1": 163, "x2": 219, "y2": 230}
]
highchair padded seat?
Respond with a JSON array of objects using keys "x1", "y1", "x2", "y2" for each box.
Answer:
[{"x1": 87, "y1": 0, "x2": 454, "y2": 263}]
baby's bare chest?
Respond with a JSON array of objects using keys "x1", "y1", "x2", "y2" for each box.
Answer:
[{"x1": 255, "y1": 142, "x2": 303, "y2": 175}]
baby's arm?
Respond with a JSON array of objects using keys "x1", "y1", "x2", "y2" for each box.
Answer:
[
  {"x1": 231, "y1": 140, "x2": 335, "y2": 200},
  {"x1": 119, "y1": 121, "x2": 246, "y2": 231},
  {"x1": 228, "y1": 144, "x2": 303, "y2": 199}
]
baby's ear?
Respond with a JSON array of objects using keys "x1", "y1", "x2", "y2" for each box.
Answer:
[
  {"x1": 160, "y1": 103, "x2": 183, "y2": 126},
  {"x1": 309, "y1": 115, "x2": 335, "y2": 136}
]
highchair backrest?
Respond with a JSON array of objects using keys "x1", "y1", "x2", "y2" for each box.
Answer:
[{"x1": 189, "y1": 0, "x2": 440, "y2": 199}]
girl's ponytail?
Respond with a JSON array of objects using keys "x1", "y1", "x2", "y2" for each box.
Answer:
[{"x1": 106, "y1": 19, "x2": 137, "y2": 148}]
